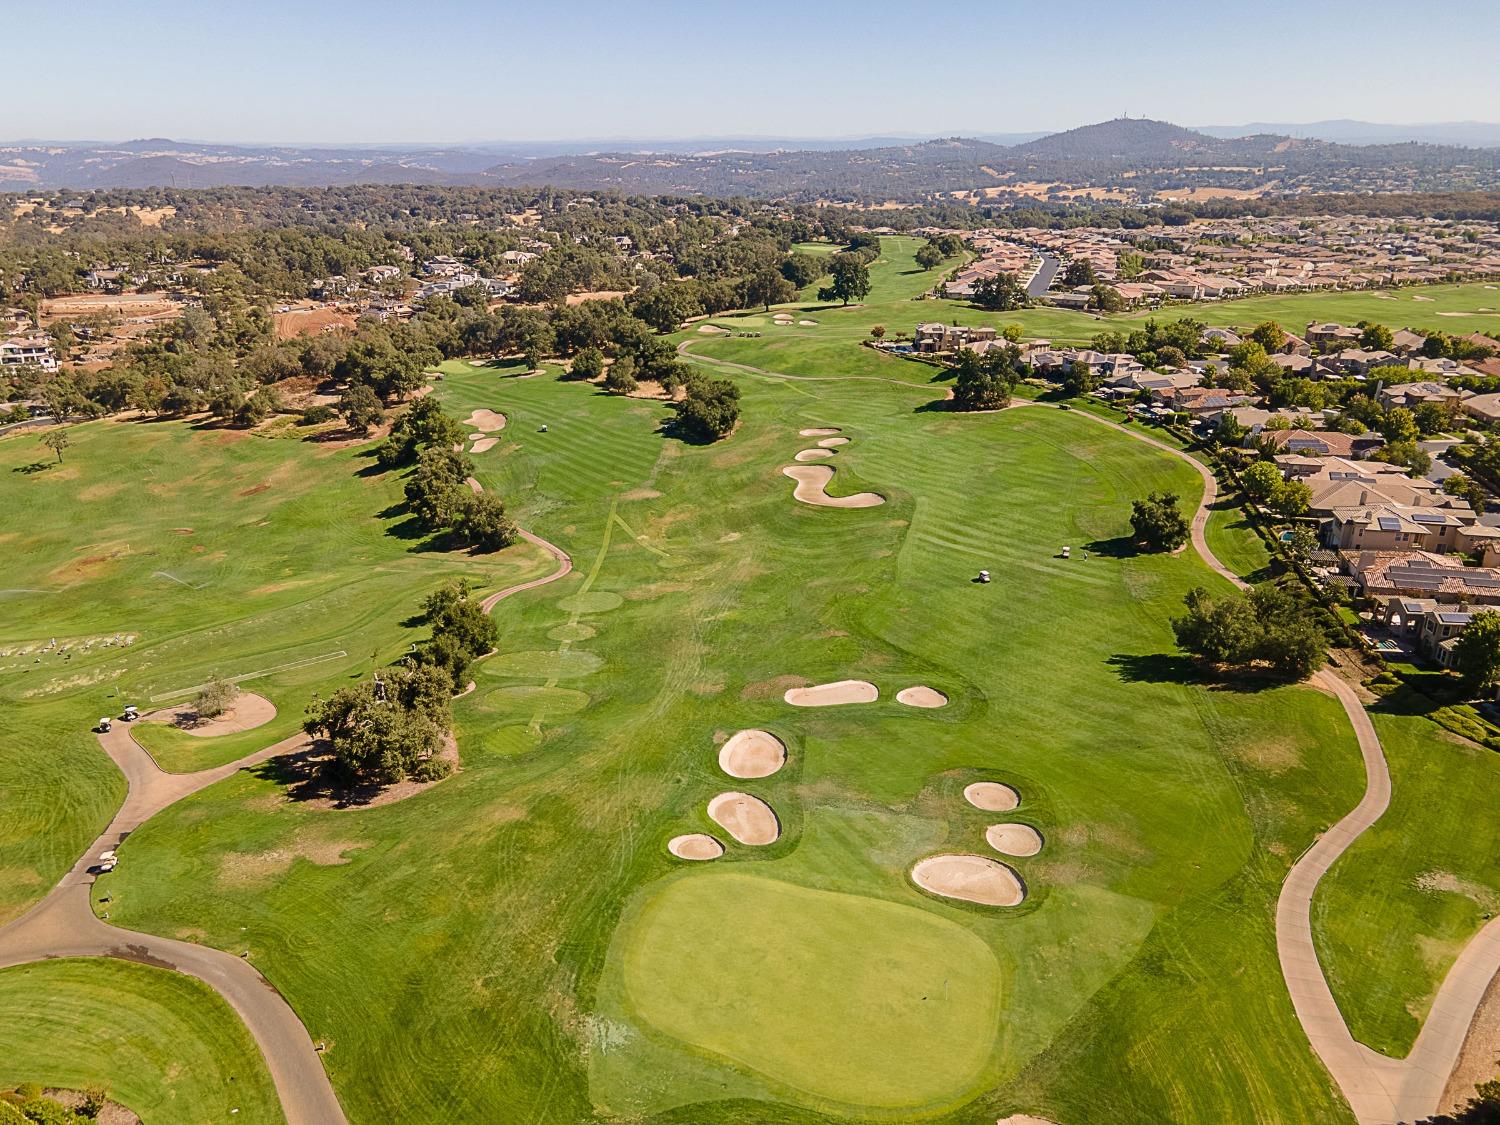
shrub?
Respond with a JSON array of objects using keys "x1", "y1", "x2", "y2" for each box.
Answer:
[
  {"x1": 193, "y1": 675, "x2": 238, "y2": 719},
  {"x1": 299, "y1": 404, "x2": 336, "y2": 425}
]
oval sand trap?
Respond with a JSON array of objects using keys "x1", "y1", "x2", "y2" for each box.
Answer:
[
  {"x1": 964, "y1": 782, "x2": 1019, "y2": 812},
  {"x1": 986, "y1": 823, "x2": 1043, "y2": 857},
  {"x1": 911, "y1": 854, "x2": 1025, "y2": 906},
  {"x1": 782, "y1": 465, "x2": 884, "y2": 509},
  {"x1": 471, "y1": 437, "x2": 498, "y2": 453},
  {"x1": 718, "y1": 729, "x2": 787, "y2": 779},
  {"x1": 896, "y1": 685, "x2": 948, "y2": 709},
  {"x1": 463, "y1": 409, "x2": 507, "y2": 432},
  {"x1": 668, "y1": 833, "x2": 724, "y2": 861},
  {"x1": 707, "y1": 791, "x2": 780, "y2": 845},
  {"x1": 784, "y1": 679, "x2": 879, "y2": 707},
  {"x1": 818, "y1": 436, "x2": 850, "y2": 448},
  {"x1": 794, "y1": 448, "x2": 835, "y2": 461},
  {"x1": 799, "y1": 427, "x2": 841, "y2": 437}
]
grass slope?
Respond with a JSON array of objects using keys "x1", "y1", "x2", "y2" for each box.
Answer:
[
  {"x1": 0, "y1": 958, "x2": 282, "y2": 1124},
  {"x1": 0, "y1": 415, "x2": 549, "y2": 922}
]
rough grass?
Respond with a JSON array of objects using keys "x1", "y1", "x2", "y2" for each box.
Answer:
[
  {"x1": 0, "y1": 958, "x2": 282, "y2": 1124},
  {"x1": 0, "y1": 416, "x2": 550, "y2": 921},
  {"x1": 1313, "y1": 713, "x2": 1500, "y2": 1056}
]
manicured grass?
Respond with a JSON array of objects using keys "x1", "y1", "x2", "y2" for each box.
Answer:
[
  {"x1": 1312, "y1": 712, "x2": 1500, "y2": 1056},
  {"x1": 94, "y1": 358, "x2": 1363, "y2": 1123},
  {"x1": 612, "y1": 871, "x2": 1001, "y2": 1112},
  {"x1": 1204, "y1": 496, "x2": 1274, "y2": 584},
  {"x1": 0, "y1": 958, "x2": 282, "y2": 1124},
  {"x1": 0, "y1": 416, "x2": 550, "y2": 921}
]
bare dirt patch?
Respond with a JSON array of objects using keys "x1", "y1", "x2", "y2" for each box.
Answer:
[
  {"x1": 986, "y1": 823, "x2": 1044, "y2": 857},
  {"x1": 273, "y1": 306, "x2": 356, "y2": 339},
  {"x1": 782, "y1": 465, "x2": 885, "y2": 508},
  {"x1": 667, "y1": 833, "x2": 724, "y2": 861},
  {"x1": 784, "y1": 679, "x2": 879, "y2": 707},
  {"x1": 896, "y1": 685, "x2": 948, "y2": 709},
  {"x1": 564, "y1": 289, "x2": 629, "y2": 306},
  {"x1": 218, "y1": 831, "x2": 365, "y2": 888},
  {"x1": 718, "y1": 729, "x2": 787, "y2": 779},
  {"x1": 263, "y1": 733, "x2": 459, "y2": 809},
  {"x1": 964, "y1": 782, "x2": 1020, "y2": 812},
  {"x1": 740, "y1": 673, "x2": 810, "y2": 701},
  {"x1": 706, "y1": 791, "x2": 781, "y2": 845},
  {"x1": 911, "y1": 854, "x2": 1025, "y2": 906},
  {"x1": 145, "y1": 692, "x2": 276, "y2": 737}
]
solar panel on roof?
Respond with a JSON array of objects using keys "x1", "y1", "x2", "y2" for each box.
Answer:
[
  {"x1": 1377, "y1": 517, "x2": 1402, "y2": 531},
  {"x1": 1411, "y1": 514, "x2": 1446, "y2": 524},
  {"x1": 1439, "y1": 613, "x2": 1472, "y2": 624}
]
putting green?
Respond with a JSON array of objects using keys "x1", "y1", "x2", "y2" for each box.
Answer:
[{"x1": 616, "y1": 871, "x2": 1001, "y2": 1110}]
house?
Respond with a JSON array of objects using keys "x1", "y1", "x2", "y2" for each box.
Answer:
[
  {"x1": 1271, "y1": 353, "x2": 1316, "y2": 376},
  {"x1": 1389, "y1": 329, "x2": 1428, "y2": 356},
  {"x1": 1373, "y1": 595, "x2": 1438, "y2": 638},
  {"x1": 1323, "y1": 503, "x2": 1469, "y2": 552},
  {"x1": 1346, "y1": 550, "x2": 1500, "y2": 604},
  {"x1": 0, "y1": 337, "x2": 57, "y2": 372},
  {"x1": 1420, "y1": 608, "x2": 1475, "y2": 663},
  {"x1": 1457, "y1": 523, "x2": 1500, "y2": 561},
  {"x1": 362, "y1": 265, "x2": 403, "y2": 284},
  {"x1": 1376, "y1": 382, "x2": 1469, "y2": 410},
  {"x1": 1203, "y1": 327, "x2": 1242, "y2": 349},
  {"x1": 1302, "y1": 467, "x2": 1463, "y2": 517},
  {"x1": 1261, "y1": 428, "x2": 1383, "y2": 459},
  {"x1": 1326, "y1": 349, "x2": 1396, "y2": 376},
  {"x1": 914, "y1": 323, "x2": 997, "y2": 353},
  {"x1": 1462, "y1": 393, "x2": 1500, "y2": 425},
  {"x1": 1307, "y1": 322, "x2": 1361, "y2": 349}
]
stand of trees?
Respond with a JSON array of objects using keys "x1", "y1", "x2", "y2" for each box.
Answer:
[
  {"x1": 1172, "y1": 583, "x2": 1328, "y2": 681},
  {"x1": 675, "y1": 374, "x2": 741, "y2": 441},
  {"x1": 949, "y1": 347, "x2": 1019, "y2": 411},
  {"x1": 1130, "y1": 492, "x2": 1190, "y2": 551},
  {"x1": 970, "y1": 272, "x2": 1030, "y2": 311},
  {"x1": 303, "y1": 664, "x2": 454, "y2": 786},
  {"x1": 415, "y1": 579, "x2": 499, "y2": 688}
]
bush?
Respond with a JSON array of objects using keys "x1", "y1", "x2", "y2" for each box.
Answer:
[
  {"x1": 193, "y1": 675, "x2": 238, "y2": 719},
  {"x1": 1130, "y1": 492, "x2": 1190, "y2": 552},
  {"x1": 300, "y1": 404, "x2": 336, "y2": 425},
  {"x1": 675, "y1": 375, "x2": 740, "y2": 441},
  {"x1": 602, "y1": 357, "x2": 638, "y2": 396}
]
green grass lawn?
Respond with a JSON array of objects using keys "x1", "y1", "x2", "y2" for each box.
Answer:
[
  {"x1": 1312, "y1": 712, "x2": 1500, "y2": 1056},
  {"x1": 84, "y1": 356, "x2": 1367, "y2": 1123},
  {"x1": 0, "y1": 959, "x2": 282, "y2": 1124}
]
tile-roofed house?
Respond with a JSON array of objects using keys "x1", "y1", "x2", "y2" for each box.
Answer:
[
  {"x1": 1323, "y1": 503, "x2": 1470, "y2": 552},
  {"x1": 1261, "y1": 428, "x2": 1383, "y2": 458},
  {"x1": 1389, "y1": 329, "x2": 1429, "y2": 356},
  {"x1": 1377, "y1": 382, "x2": 1470, "y2": 409},
  {"x1": 1347, "y1": 550, "x2": 1500, "y2": 603}
]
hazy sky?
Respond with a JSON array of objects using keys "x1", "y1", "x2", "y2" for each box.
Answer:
[{"x1": 9, "y1": 0, "x2": 1500, "y2": 143}]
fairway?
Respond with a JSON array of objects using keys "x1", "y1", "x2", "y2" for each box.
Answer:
[
  {"x1": 615, "y1": 872, "x2": 1001, "y2": 1110},
  {"x1": 7, "y1": 233, "x2": 1492, "y2": 1125}
]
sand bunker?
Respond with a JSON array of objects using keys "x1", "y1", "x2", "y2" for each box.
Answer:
[
  {"x1": 718, "y1": 729, "x2": 787, "y2": 779},
  {"x1": 695, "y1": 323, "x2": 730, "y2": 335},
  {"x1": 799, "y1": 427, "x2": 841, "y2": 437},
  {"x1": 464, "y1": 409, "x2": 507, "y2": 432},
  {"x1": 784, "y1": 679, "x2": 879, "y2": 707},
  {"x1": 668, "y1": 833, "x2": 724, "y2": 861},
  {"x1": 147, "y1": 691, "x2": 276, "y2": 737},
  {"x1": 818, "y1": 436, "x2": 850, "y2": 448},
  {"x1": 799, "y1": 319, "x2": 817, "y2": 325},
  {"x1": 782, "y1": 465, "x2": 885, "y2": 509},
  {"x1": 911, "y1": 854, "x2": 1025, "y2": 906},
  {"x1": 471, "y1": 437, "x2": 498, "y2": 453},
  {"x1": 986, "y1": 823, "x2": 1043, "y2": 857},
  {"x1": 707, "y1": 791, "x2": 781, "y2": 845},
  {"x1": 794, "y1": 448, "x2": 835, "y2": 462},
  {"x1": 998, "y1": 1116, "x2": 1064, "y2": 1125},
  {"x1": 1412, "y1": 295, "x2": 1434, "y2": 302},
  {"x1": 896, "y1": 685, "x2": 948, "y2": 709},
  {"x1": 964, "y1": 782, "x2": 1020, "y2": 812}
]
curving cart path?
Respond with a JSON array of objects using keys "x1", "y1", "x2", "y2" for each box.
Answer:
[
  {"x1": 1065, "y1": 403, "x2": 1500, "y2": 1123},
  {"x1": 680, "y1": 340, "x2": 1500, "y2": 1122},
  {"x1": 0, "y1": 505, "x2": 574, "y2": 1125}
]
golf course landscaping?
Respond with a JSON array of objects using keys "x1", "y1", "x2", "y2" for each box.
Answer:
[{"x1": 3, "y1": 237, "x2": 1498, "y2": 1124}]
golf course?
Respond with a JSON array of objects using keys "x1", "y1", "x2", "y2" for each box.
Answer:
[{"x1": 3, "y1": 237, "x2": 1498, "y2": 1124}]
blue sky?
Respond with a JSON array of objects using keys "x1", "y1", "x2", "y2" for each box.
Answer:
[{"x1": 9, "y1": 0, "x2": 1500, "y2": 143}]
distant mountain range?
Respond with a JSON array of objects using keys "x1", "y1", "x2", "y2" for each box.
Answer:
[
  {"x1": 3, "y1": 118, "x2": 1498, "y2": 198},
  {"x1": 1198, "y1": 120, "x2": 1500, "y2": 148}
]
